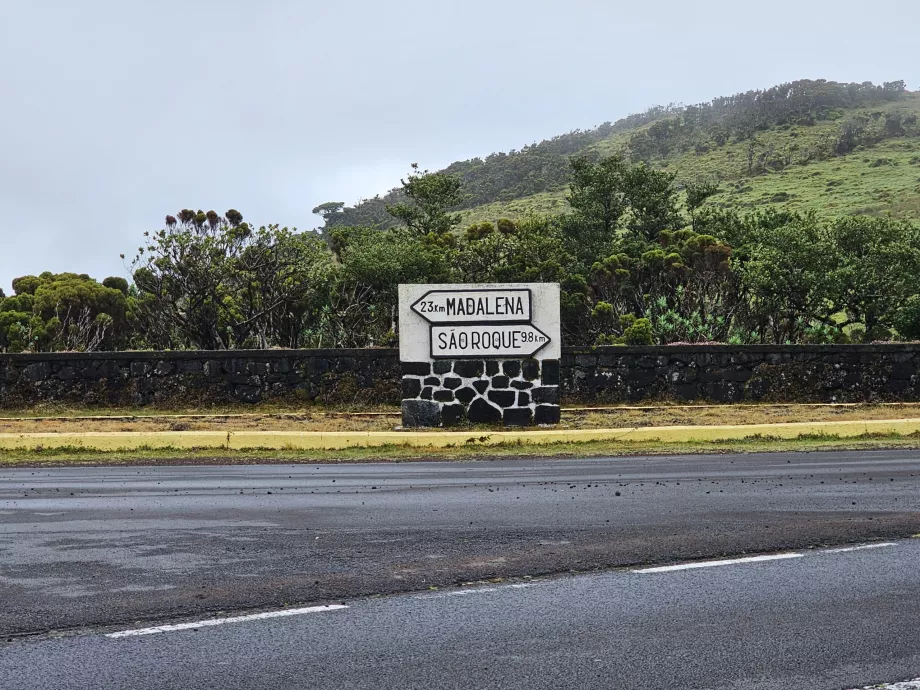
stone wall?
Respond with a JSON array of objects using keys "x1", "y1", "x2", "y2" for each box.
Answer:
[
  {"x1": 0, "y1": 349, "x2": 400, "y2": 408},
  {"x1": 400, "y1": 358, "x2": 560, "y2": 427},
  {"x1": 4, "y1": 344, "x2": 920, "y2": 412},
  {"x1": 562, "y1": 345, "x2": 920, "y2": 403}
]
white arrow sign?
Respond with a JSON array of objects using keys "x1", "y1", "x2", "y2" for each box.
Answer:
[
  {"x1": 431, "y1": 324, "x2": 551, "y2": 358},
  {"x1": 412, "y1": 289, "x2": 531, "y2": 324}
]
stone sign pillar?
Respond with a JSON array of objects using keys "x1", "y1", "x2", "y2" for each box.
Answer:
[{"x1": 398, "y1": 283, "x2": 561, "y2": 427}]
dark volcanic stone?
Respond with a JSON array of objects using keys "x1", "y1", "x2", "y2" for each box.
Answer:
[
  {"x1": 522, "y1": 359, "x2": 540, "y2": 380},
  {"x1": 672, "y1": 383, "x2": 698, "y2": 401},
  {"x1": 130, "y1": 361, "x2": 152, "y2": 377},
  {"x1": 433, "y1": 361, "x2": 452, "y2": 375},
  {"x1": 402, "y1": 399, "x2": 440, "y2": 427},
  {"x1": 443, "y1": 377, "x2": 463, "y2": 390},
  {"x1": 472, "y1": 380, "x2": 490, "y2": 394},
  {"x1": 402, "y1": 361, "x2": 431, "y2": 376},
  {"x1": 491, "y1": 375, "x2": 510, "y2": 389},
  {"x1": 56, "y1": 367, "x2": 79, "y2": 381},
  {"x1": 511, "y1": 380, "x2": 533, "y2": 390},
  {"x1": 441, "y1": 403, "x2": 464, "y2": 426},
  {"x1": 433, "y1": 389, "x2": 455, "y2": 402},
  {"x1": 455, "y1": 386, "x2": 477, "y2": 404},
  {"x1": 424, "y1": 376, "x2": 440, "y2": 386},
  {"x1": 154, "y1": 361, "x2": 175, "y2": 376},
  {"x1": 487, "y1": 390, "x2": 516, "y2": 408},
  {"x1": 468, "y1": 397, "x2": 502, "y2": 424},
  {"x1": 542, "y1": 360, "x2": 560, "y2": 385},
  {"x1": 703, "y1": 381, "x2": 741, "y2": 403},
  {"x1": 503, "y1": 407, "x2": 533, "y2": 427},
  {"x1": 236, "y1": 385, "x2": 261, "y2": 403},
  {"x1": 532, "y1": 386, "x2": 559, "y2": 404},
  {"x1": 627, "y1": 369, "x2": 658, "y2": 388},
  {"x1": 517, "y1": 391, "x2": 531, "y2": 406},
  {"x1": 24, "y1": 362, "x2": 50, "y2": 382},
  {"x1": 310, "y1": 358, "x2": 330, "y2": 374},
  {"x1": 420, "y1": 387, "x2": 433, "y2": 400},
  {"x1": 485, "y1": 361, "x2": 500, "y2": 376},
  {"x1": 178, "y1": 359, "x2": 203, "y2": 374},
  {"x1": 402, "y1": 377, "x2": 422, "y2": 399},
  {"x1": 502, "y1": 361, "x2": 521, "y2": 378},
  {"x1": 454, "y1": 360, "x2": 484, "y2": 378},
  {"x1": 534, "y1": 404, "x2": 561, "y2": 425},
  {"x1": 890, "y1": 361, "x2": 916, "y2": 380}
]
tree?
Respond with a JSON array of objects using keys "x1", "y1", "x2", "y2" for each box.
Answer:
[
  {"x1": 734, "y1": 214, "x2": 830, "y2": 342},
  {"x1": 685, "y1": 181, "x2": 720, "y2": 229},
  {"x1": 312, "y1": 202, "x2": 345, "y2": 225},
  {"x1": 327, "y1": 227, "x2": 452, "y2": 347},
  {"x1": 0, "y1": 273, "x2": 128, "y2": 352},
  {"x1": 566, "y1": 154, "x2": 628, "y2": 240},
  {"x1": 621, "y1": 163, "x2": 682, "y2": 241},
  {"x1": 231, "y1": 227, "x2": 333, "y2": 349},
  {"x1": 385, "y1": 164, "x2": 464, "y2": 237},
  {"x1": 455, "y1": 215, "x2": 573, "y2": 284},
  {"x1": 131, "y1": 209, "x2": 332, "y2": 349},
  {"x1": 821, "y1": 216, "x2": 920, "y2": 341}
]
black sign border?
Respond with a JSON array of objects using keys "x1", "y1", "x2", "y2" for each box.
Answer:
[{"x1": 410, "y1": 288, "x2": 533, "y2": 325}]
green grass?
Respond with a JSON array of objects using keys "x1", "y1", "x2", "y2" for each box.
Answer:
[
  {"x1": 2, "y1": 432, "x2": 919, "y2": 467},
  {"x1": 459, "y1": 97, "x2": 920, "y2": 225}
]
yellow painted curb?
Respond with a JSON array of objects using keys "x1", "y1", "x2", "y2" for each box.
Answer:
[{"x1": 0, "y1": 417, "x2": 919, "y2": 452}]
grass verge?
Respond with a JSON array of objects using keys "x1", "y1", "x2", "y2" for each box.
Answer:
[
  {"x1": 5, "y1": 403, "x2": 920, "y2": 434},
  {"x1": 2, "y1": 432, "x2": 919, "y2": 468}
]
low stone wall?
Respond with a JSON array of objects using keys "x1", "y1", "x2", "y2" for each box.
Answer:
[
  {"x1": 562, "y1": 345, "x2": 920, "y2": 403},
  {"x1": 3, "y1": 344, "x2": 920, "y2": 411},
  {"x1": 0, "y1": 350, "x2": 400, "y2": 408}
]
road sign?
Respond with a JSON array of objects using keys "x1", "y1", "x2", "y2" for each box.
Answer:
[
  {"x1": 430, "y1": 324, "x2": 551, "y2": 359},
  {"x1": 411, "y1": 289, "x2": 531, "y2": 324}
]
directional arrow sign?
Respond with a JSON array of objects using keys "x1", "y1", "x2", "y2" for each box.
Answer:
[
  {"x1": 411, "y1": 289, "x2": 531, "y2": 324},
  {"x1": 430, "y1": 324, "x2": 551, "y2": 359}
]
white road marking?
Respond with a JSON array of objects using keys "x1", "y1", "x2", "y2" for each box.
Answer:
[
  {"x1": 633, "y1": 553, "x2": 803, "y2": 573},
  {"x1": 823, "y1": 542, "x2": 897, "y2": 554},
  {"x1": 847, "y1": 678, "x2": 920, "y2": 689},
  {"x1": 416, "y1": 582, "x2": 537, "y2": 599},
  {"x1": 441, "y1": 587, "x2": 498, "y2": 597},
  {"x1": 106, "y1": 604, "x2": 347, "y2": 638}
]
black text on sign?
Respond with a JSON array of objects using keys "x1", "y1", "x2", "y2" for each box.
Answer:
[
  {"x1": 430, "y1": 324, "x2": 551, "y2": 358},
  {"x1": 411, "y1": 289, "x2": 532, "y2": 324}
]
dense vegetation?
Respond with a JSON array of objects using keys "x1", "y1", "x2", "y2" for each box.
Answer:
[{"x1": 4, "y1": 79, "x2": 920, "y2": 353}]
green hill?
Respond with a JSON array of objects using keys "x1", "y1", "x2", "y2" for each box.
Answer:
[{"x1": 320, "y1": 79, "x2": 920, "y2": 231}]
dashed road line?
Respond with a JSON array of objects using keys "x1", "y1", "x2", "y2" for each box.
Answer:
[
  {"x1": 634, "y1": 541, "x2": 900, "y2": 574},
  {"x1": 823, "y1": 542, "x2": 897, "y2": 554},
  {"x1": 106, "y1": 604, "x2": 347, "y2": 638},
  {"x1": 847, "y1": 678, "x2": 920, "y2": 689},
  {"x1": 416, "y1": 582, "x2": 537, "y2": 599},
  {"x1": 633, "y1": 553, "x2": 803, "y2": 573}
]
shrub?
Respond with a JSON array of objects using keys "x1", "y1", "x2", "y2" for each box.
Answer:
[{"x1": 894, "y1": 296, "x2": 920, "y2": 340}]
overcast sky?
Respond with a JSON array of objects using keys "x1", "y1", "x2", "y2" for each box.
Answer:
[{"x1": 1, "y1": 0, "x2": 918, "y2": 292}]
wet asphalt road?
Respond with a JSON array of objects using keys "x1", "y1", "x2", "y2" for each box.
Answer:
[
  {"x1": 2, "y1": 450, "x2": 920, "y2": 638},
  {"x1": 2, "y1": 539, "x2": 920, "y2": 689}
]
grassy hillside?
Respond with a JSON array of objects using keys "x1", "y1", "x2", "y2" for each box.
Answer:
[{"x1": 322, "y1": 80, "x2": 920, "y2": 230}]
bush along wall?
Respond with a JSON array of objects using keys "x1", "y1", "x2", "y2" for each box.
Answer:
[{"x1": 4, "y1": 344, "x2": 920, "y2": 412}]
